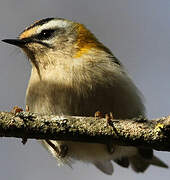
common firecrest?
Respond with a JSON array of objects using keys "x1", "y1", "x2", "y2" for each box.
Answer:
[{"x1": 2, "y1": 17, "x2": 168, "y2": 175}]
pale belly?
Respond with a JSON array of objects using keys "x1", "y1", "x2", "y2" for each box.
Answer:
[
  {"x1": 26, "y1": 78, "x2": 143, "y2": 164},
  {"x1": 50, "y1": 140, "x2": 137, "y2": 163}
]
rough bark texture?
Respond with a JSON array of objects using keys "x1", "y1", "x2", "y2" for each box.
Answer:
[{"x1": 0, "y1": 111, "x2": 170, "y2": 151}]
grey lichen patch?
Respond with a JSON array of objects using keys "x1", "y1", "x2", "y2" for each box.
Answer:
[{"x1": 0, "y1": 111, "x2": 170, "y2": 151}]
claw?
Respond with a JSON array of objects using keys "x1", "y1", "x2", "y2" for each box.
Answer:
[
  {"x1": 95, "y1": 111, "x2": 103, "y2": 120},
  {"x1": 105, "y1": 112, "x2": 117, "y2": 154},
  {"x1": 11, "y1": 106, "x2": 23, "y2": 114},
  {"x1": 105, "y1": 112, "x2": 116, "y2": 125},
  {"x1": 105, "y1": 113, "x2": 112, "y2": 125}
]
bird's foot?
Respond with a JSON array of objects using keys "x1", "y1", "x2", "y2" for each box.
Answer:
[
  {"x1": 105, "y1": 112, "x2": 114, "y2": 125},
  {"x1": 94, "y1": 111, "x2": 103, "y2": 120},
  {"x1": 11, "y1": 106, "x2": 23, "y2": 114},
  {"x1": 105, "y1": 112, "x2": 118, "y2": 154},
  {"x1": 11, "y1": 106, "x2": 28, "y2": 145}
]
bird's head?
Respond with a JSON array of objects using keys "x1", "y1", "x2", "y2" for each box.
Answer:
[{"x1": 2, "y1": 18, "x2": 118, "y2": 83}]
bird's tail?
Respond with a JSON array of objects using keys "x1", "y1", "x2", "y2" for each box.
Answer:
[{"x1": 129, "y1": 154, "x2": 168, "y2": 172}]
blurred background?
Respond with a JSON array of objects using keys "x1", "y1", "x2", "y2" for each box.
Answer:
[{"x1": 0, "y1": 0, "x2": 170, "y2": 179}]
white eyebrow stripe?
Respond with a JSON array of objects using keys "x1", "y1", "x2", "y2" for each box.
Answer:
[{"x1": 37, "y1": 19, "x2": 70, "y2": 33}]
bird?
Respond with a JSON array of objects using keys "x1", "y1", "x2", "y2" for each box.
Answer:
[{"x1": 2, "y1": 17, "x2": 168, "y2": 175}]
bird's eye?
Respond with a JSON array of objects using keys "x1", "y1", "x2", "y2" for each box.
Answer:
[{"x1": 37, "y1": 29, "x2": 56, "y2": 40}]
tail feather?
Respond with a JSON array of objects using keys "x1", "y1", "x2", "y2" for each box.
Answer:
[
  {"x1": 114, "y1": 157, "x2": 129, "y2": 168},
  {"x1": 129, "y1": 155, "x2": 149, "y2": 172},
  {"x1": 129, "y1": 154, "x2": 168, "y2": 173},
  {"x1": 149, "y1": 156, "x2": 168, "y2": 168},
  {"x1": 93, "y1": 161, "x2": 114, "y2": 175}
]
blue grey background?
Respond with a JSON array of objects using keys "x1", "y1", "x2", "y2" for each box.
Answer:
[{"x1": 0, "y1": 0, "x2": 170, "y2": 179}]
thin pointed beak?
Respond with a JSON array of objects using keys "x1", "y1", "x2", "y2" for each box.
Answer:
[
  {"x1": 2, "y1": 38, "x2": 51, "y2": 48},
  {"x1": 2, "y1": 39, "x2": 27, "y2": 47}
]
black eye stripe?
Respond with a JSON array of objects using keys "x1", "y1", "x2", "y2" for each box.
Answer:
[
  {"x1": 20, "y1": 28, "x2": 65, "y2": 48},
  {"x1": 33, "y1": 28, "x2": 65, "y2": 41},
  {"x1": 35, "y1": 29, "x2": 56, "y2": 40}
]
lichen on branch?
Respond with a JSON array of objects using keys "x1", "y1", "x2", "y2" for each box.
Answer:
[{"x1": 0, "y1": 111, "x2": 170, "y2": 151}]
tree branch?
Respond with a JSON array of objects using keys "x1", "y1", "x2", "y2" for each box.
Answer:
[{"x1": 0, "y1": 111, "x2": 170, "y2": 151}]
